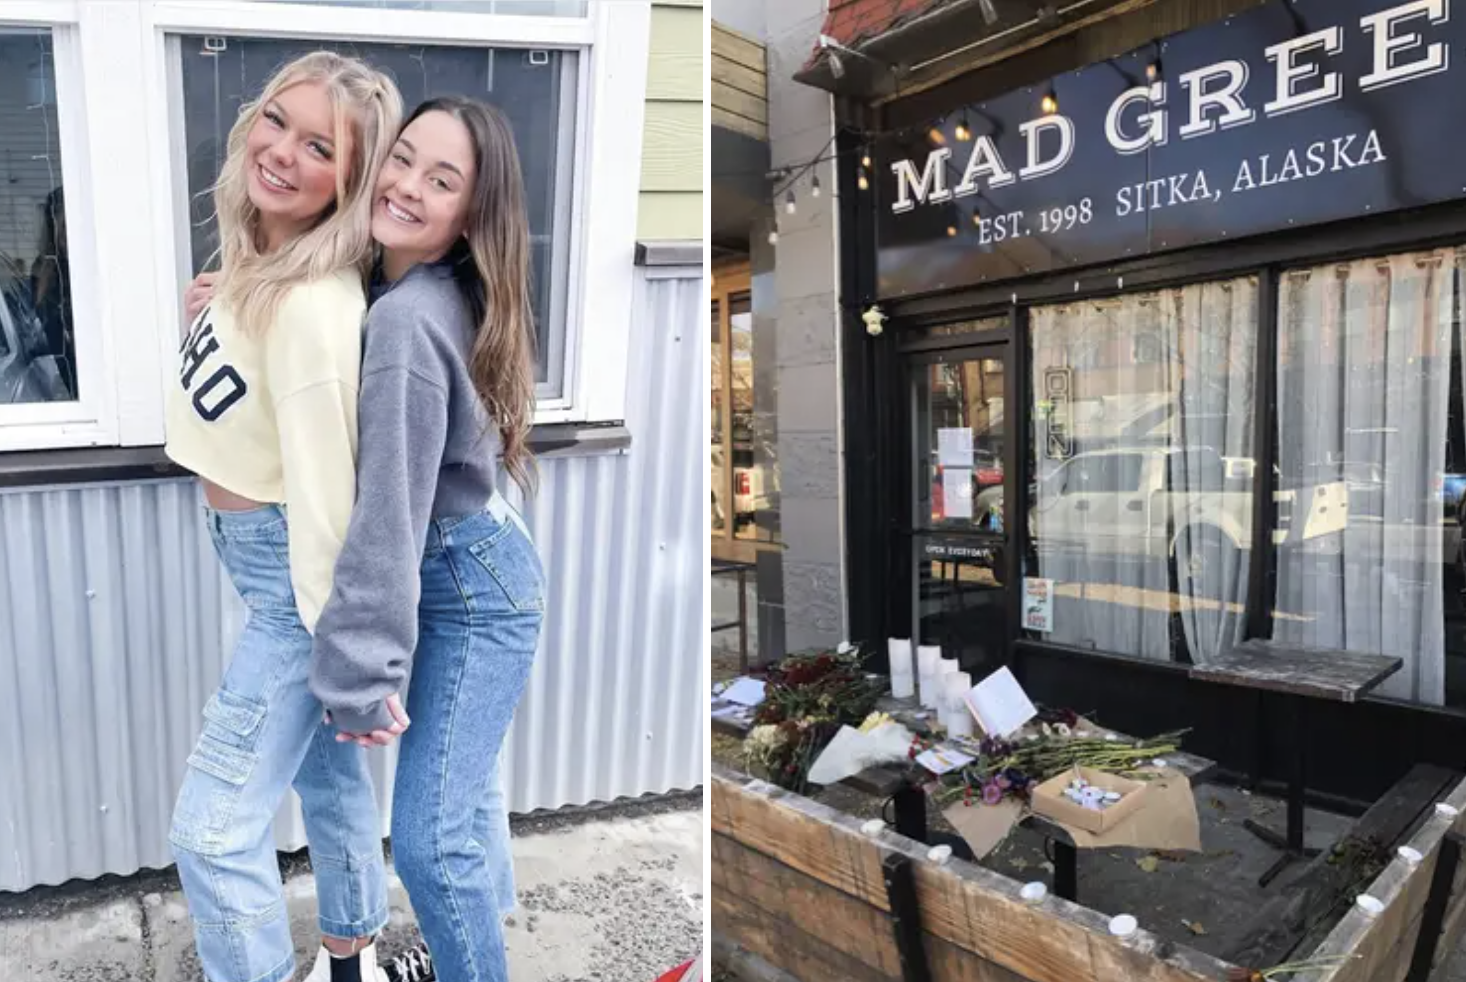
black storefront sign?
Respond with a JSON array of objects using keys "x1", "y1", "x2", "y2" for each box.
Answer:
[{"x1": 875, "y1": 0, "x2": 1463, "y2": 298}]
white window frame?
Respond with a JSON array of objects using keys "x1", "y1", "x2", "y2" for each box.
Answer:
[
  {"x1": 0, "y1": 0, "x2": 648, "y2": 453},
  {"x1": 0, "y1": 2, "x2": 121, "y2": 450}
]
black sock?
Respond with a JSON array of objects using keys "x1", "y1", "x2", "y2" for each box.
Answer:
[{"x1": 329, "y1": 949, "x2": 363, "y2": 982}]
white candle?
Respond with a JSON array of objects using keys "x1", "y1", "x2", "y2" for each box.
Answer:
[
  {"x1": 917, "y1": 645, "x2": 943, "y2": 708},
  {"x1": 887, "y1": 638, "x2": 915, "y2": 698},
  {"x1": 943, "y1": 671, "x2": 973, "y2": 737}
]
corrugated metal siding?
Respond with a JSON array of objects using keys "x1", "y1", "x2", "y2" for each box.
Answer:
[{"x1": 0, "y1": 269, "x2": 705, "y2": 892}]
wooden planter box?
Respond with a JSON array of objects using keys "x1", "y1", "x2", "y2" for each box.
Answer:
[{"x1": 712, "y1": 764, "x2": 1466, "y2": 982}]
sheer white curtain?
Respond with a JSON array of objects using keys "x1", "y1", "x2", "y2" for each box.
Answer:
[
  {"x1": 1272, "y1": 250, "x2": 1459, "y2": 705},
  {"x1": 1030, "y1": 278, "x2": 1256, "y2": 664}
]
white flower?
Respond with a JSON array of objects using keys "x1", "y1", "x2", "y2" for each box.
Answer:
[{"x1": 837, "y1": 641, "x2": 854, "y2": 655}]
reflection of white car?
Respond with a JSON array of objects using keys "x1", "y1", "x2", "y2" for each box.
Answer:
[
  {"x1": 0, "y1": 281, "x2": 68, "y2": 403},
  {"x1": 1036, "y1": 447, "x2": 1347, "y2": 553},
  {"x1": 984, "y1": 447, "x2": 1354, "y2": 595}
]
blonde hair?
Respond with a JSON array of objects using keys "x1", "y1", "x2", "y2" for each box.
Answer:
[
  {"x1": 406, "y1": 97, "x2": 538, "y2": 496},
  {"x1": 213, "y1": 51, "x2": 402, "y2": 335}
]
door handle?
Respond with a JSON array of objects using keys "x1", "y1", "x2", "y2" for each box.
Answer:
[{"x1": 1075, "y1": 500, "x2": 1091, "y2": 512}]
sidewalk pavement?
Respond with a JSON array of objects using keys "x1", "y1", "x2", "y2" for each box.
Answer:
[{"x1": 0, "y1": 797, "x2": 704, "y2": 982}]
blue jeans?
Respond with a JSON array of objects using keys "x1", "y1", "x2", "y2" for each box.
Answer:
[
  {"x1": 169, "y1": 505, "x2": 389, "y2": 982},
  {"x1": 392, "y1": 497, "x2": 544, "y2": 982}
]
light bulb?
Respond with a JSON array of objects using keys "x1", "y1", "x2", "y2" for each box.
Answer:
[
  {"x1": 1146, "y1": 62, "x2": 1159, "y2": 82},
  {"x1": 928, "y1": 126, "x2": 946, "y2": 145},
  {"x1": 955, "y1": 119, "x2": 971, "y2": 141},
  {"x1": 1041, "y1": 92, "x2": 1058, "y2": 114},
  {"x1": 858, "y1": 171, "x2": 870, "y2": 191},
  {"x1": 811, "y1": 175, "x2": 821, "y2": 198},
  {"x1": 861, "y1": 150, "x2": 872, "y2": 168},
  {"x1": 785, "y1": 189, "x2": 796, "y2": 215},
  {"x1": 768, "y1": 228, "x2": 779, "y2": 245},
  {"x1": 946, "y1": 226, "x2": 958, "y2": 237}
]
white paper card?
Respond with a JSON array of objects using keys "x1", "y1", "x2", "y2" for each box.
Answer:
[
  {"x1": 1023, "y1": 577, "x2": 1054, "y2": 633},
  {"x1": 916, "y1": 746, "x2": 975, "y2": 776},
  {"x1": 964, "y1": 666, "x2": 1037, "y2": 738},
  {"x1": 937, "y1": 428, "x2": 974, "y2": 468},
  {"x1": 941, "y1": 468, "x2": 974, "y2": 520},
  {"x1": 721, "y1": 677, "x2": 767, "y2": 707}
]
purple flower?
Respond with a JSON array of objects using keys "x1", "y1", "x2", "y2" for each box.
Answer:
[{"x1": 982, "y1": 781, "x2": 1004, "y2": 806}]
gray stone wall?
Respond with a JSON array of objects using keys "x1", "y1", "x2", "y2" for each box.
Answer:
[{"x1": 765, "y1": 0, "x2": 844, "y2": 651}]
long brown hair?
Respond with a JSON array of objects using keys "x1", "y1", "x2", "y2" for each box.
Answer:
[
  {"x1": 215, "y1": 52, "x2": 401, "y2": 335},
  {"x1": 405, "y1": 97, "x2": 537, "y2": 495}
]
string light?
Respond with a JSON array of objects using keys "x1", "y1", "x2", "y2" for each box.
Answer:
[
  {"x1": 811, "y1": 174, "x2": 821, "y2": 198},
  {"x1": 861, "y1": 149, "x2": 872, "y2": 168},
  {"x1": 972, "y1": 212, "x2": 982, "y2": 226},
  {"x1": 785, "y1": 189, "x2": 796, "y2": 215},
  {"x1": 857, "y1": 169, "x2": 870, "y2": 191},
  {"x1": 946, "y1": 225, "x2": 958, "y2": 237},
  {"x1": 955, "y1": 114, "x2": 971, "y2": 141},
  {"x1": 768, "y1": 227, "x2": 779, "y2": 245},
  {"x1": 1146, "y1": 61, "x2": 1160, "y2": 81},
  {"x1": 928, "y1": 125, "x2": 947, "y2": 145},
  {"x1": 1041, "y1": 91, "x2": 1059, "y2": 114}
]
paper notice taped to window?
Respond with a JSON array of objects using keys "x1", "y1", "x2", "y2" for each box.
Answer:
[
  {"x1": 942, "y1": 468, "x2": 974, "y2": 520},
  {"x1": 937, "y1": 428, "x2": 974, "y2": 468}
]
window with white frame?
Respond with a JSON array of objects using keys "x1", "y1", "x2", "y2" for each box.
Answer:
[
  {"x1": 0, "y1": 0, "x2": 648, "y2": 452},
  {"x1": 171, "y1": 34, "x2": 577, "y2": 393}
]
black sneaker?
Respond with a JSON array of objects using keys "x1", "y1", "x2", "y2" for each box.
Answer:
[{"x1": 383, "y1": 942, "x2": 435, "y2": 982}]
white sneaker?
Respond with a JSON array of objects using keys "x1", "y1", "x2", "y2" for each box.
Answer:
[
  {"x1": 381, "y1": 941, "x2": 435, "y2": 982},
  {"x1": 302, "y1": 941, "x2": 393, "y2": 982}
]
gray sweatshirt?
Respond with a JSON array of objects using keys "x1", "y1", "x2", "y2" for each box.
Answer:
[{"x1": 310, "y1": 260, "x2": 501, "y2": 733}]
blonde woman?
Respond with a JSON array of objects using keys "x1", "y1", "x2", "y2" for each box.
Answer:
[{"x1": 163, "y1": 52, "x2": 404, "y2": 982}]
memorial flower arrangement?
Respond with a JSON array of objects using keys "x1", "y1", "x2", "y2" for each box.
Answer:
[
  {"x1": 742, "y1": 646, "x2": 886, "y2": 793},
  {"x1": 929, "y1": 717, "x2": 1188, "y2": 808}
]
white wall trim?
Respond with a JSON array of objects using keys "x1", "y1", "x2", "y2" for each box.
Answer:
[
  {"x1": 574, "y1": 0, "x2": 651, "y2": 424},
  {"x1": 147, "y1": 1, "x2": 594, "y2": 46},
  {"x1": 0, "y1": 2, "x2": 80, "y2": 25}
]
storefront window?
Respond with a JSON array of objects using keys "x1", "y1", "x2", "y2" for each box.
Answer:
[
  {"x1": 730, "y1": 293, "x2": 757, "y2": 540},
  {"x1": 1026, "y1": 278, "x2": 1258, "y2": 664},
  {"x1": 175, "y1": 35, "x2": 576, "y2": 394},
  {"x1": 711, "y1": 298, "x2": 726, "y2": 533},
  {"x1": 711, "y1": 264, "x2": 766, "y2": 560},
  {"x1": 0, "y1": 30, "x2": 75, "y2": 405},
  {"x1": 1271, "y1": 249, "x2": 1466, "y2": 706}
]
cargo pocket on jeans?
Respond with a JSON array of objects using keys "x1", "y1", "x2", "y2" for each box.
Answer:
[{"x1": 170, "y1": 689, "x2": 268, "y2": 856}]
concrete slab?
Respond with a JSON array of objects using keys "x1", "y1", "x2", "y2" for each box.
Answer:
[
  {"x1": 0, "y1": 800, "x2": 703, "y2": 982},
  {"x1": 0, "y1": 894, "x2": 145, "y2": 982}
]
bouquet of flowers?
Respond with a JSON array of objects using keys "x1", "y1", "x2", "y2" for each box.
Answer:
[
  {"x1": 742, "y1": 646, "x2": 886, "y2": 793},
  {"x1": 931, "y1": 723, "x2": 1188, "y2": 808}
]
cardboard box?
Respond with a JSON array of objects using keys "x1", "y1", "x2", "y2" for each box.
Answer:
[{"x1": 1030, "y1": 766, "x2": 1149, "y2": 835}]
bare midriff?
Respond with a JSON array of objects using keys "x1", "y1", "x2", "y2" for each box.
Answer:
[{"x1": 202, "y1": 478, "x2": 268, "y2": 512}]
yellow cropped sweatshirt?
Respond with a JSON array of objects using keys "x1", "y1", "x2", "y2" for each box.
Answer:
[{"x1": 164, "y1": 268, "x2": 365, "y2": 632}]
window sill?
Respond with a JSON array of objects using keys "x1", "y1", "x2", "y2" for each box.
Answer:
[{"x1": 0, "y1": 422, "x2": 631, "y2": 490}]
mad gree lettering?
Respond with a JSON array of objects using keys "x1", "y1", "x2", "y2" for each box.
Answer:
[
  {"x1": 888, "y1": 0, "x2": 1446, "y2": 215},
  {"x1": 179, "y1": 310, "x2": 248, "y2": 421}
]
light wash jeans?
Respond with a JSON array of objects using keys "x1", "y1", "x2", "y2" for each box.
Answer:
[
  {"x1": 391, "y1": 495, "x2": 544, "y2": 982},
  {"x1": 169, "y1": 504, "x2": 389, "y2": 982}
]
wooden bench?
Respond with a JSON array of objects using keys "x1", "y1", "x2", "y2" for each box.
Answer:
[{"x1": 1226, "y1": 764, "x2": 1462, "y2": 971}]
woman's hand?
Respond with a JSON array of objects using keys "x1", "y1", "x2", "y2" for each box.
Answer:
[
  {"x1": 183, "y1": 271, "x2": 219, "y2": 326},
  {"x1": 329, "y1": 693, "x2": 411, "y2": 748}
]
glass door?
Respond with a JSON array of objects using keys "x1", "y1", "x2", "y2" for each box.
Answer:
[{"x1": 907, "y1": 343, "x2": 1011, "y2": 675}]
